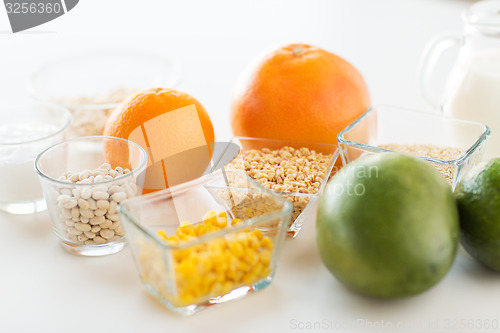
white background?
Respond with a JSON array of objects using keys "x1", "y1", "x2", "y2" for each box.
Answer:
[{"x1": 2, "y1": 1, "x2": 499, "y2": 333}]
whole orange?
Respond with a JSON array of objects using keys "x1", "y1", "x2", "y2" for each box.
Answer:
[
  {"x1": 103, "y1": 88, "x2": 215, "y2": 192},
  {"x1": 230, "y1": 43, "x2": 370, "y2": 145}
]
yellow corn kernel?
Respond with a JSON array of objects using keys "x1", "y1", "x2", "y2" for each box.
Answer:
[
  {"x1": 260, "y1": 236, "x2": 274, "y2": 250},
  {"x1": 229, "y1": 240, "x2": 244, "y2": 258},
  {"x1": 248, "y1": 233, "x2": 260, "y2": 250},
  {"x1": 195, "y1": 224, "x2": 207, "y2": 236},
  {"x1": 252, "y1": 229, "x2": 263, "y2": 241},
  {"x1": 260, "y1": 249, "x2": 273, "y2": 266},
  {"x1": 203, "y1": 210, "x2": 218, "y2": 221},
  {"x1": 250, "y1": 262, "x2": 264, "y2": 278},
  {"x1": 157, "y1": 229, "x2": 169, "y2": 241},
  {"x1": 242, "y1": 272, "x2": 257, "y2": 285},
  {"x1": 230, "y1": 218, "x2": 242, "y2": 226},
  {"x1": 180, "y1": 221, "x2": 192, "y2": 227},
  {"x1": 244, "y1": 249, "x2": 259, "y2": 266}
]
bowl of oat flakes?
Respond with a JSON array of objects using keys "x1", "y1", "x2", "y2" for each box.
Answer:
[
  {"x1": 219, "y1": 136, "x2": 339, "y2": 237},
  {"x1": 26, "y1": 49, "x2": 182, "y2": 137},
  {"x1": 337, "y1": 105, "x2": 490, "y2": 190}
]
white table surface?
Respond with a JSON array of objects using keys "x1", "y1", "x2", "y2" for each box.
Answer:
[{"x1": 2, "y1": 1, "x2": 499, "y2": 332}]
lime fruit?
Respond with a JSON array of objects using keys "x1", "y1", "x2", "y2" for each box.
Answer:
[
  {"x1": 316, "y1": 153, "x2": 459, "y2": 298},
  {"x1": 455, "y1": 158, "x2": 500, "y2": 271}
]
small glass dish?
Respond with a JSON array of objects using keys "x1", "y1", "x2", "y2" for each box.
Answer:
[
  {"x1": 337, "y1": 105, "x2": 490, "y2": 190},
  {"x1": 35, "y1": 136, "x2": 147, "y2": 256},
  {"x1": 0, "y1": 103, "x2": 70, "y2": 214},
  {"x1": 26, "y1": 49, "x2": 183, "y2": 137},
  {"x1": 216, "y1": 137, "x2": 339, "y2": 237},
  {"x1": 118, "y1": 169, "x2": 292, "y2": 315}
]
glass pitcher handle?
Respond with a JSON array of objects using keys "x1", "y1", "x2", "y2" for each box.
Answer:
[{"x1": 417, "y1": 33, "x2": 462, "y2": 110}]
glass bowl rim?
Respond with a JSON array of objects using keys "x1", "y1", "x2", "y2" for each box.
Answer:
[
  {"x1": 217, "y1": 136, "x2": 340, "y2": 197},
  {"x1": 0, "y1": 102, "x2": 71, "y2": 145},
  {"x1": 26, "y1": 48, "x2": 183, "y2": 109},
  {"x1": 337, "y1": 105, "x2": 491, "y2": 165},
  {"x1": 34, "y1": 135, "x2": 148, "y2": 185},
  {"x1": 118, "y1": 169, "x2": 293, "y2": 250}
]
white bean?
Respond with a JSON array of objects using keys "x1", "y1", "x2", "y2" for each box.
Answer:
[
  {"x1": 63, "y1": 199, "x2": 78, "y2": 209},
  {"x1": 100, "y1": 229, "x2": 115, "y2": 240},
  {"x1": 96, "y1": 200, "x2": 110, "y2": 210},
  {"x1": 100, "y1": 219, "x2": 113, "y2": 229},
  {"x1": 85, "y1": 240, "x2": 96, "y2": 245},
  {"x1": 71, "y1": 207, "x2": 80, "y2": 219},
  {"x1": 90, "y1": 216, "x2": 105, "y2": 225},
  {"x1": 111, "y1": 192, "x2": 126, "y2": 203},
  {"x1": 110, "y1": 221, "x2": 121, "y2": 230},
  {"x1": 84, "y1": 231, "x2": 96, "y2": 239},
  {"x1": 65, "y1": 220, "x2": 75, "y2": 227},
  {"x1": 78, "y1": 198, "x2": 89, "y2": 210},
  {"x1": 100, "y1": 163, "x2": 112, "y2": 170},
  {"x1": 108, "y1": 201, "x2": 117, "y2": 214},
  {"x1": 71, "y1": 188, "x2": 82, "y2": 200},
  {"x1": 109, "y1": 235, "x2": 121, "y2": 242},
  {"x1": 80, "y1": 209, "x2": 94, "y2": 219},
  {"x1": 80, "y1": 216, "x2": 90, "y2": 223},
  {"x1": 75, "y1": 223, "x2": 91, "y2": 232},
  {"x1": 57, "y1": 194, "x2": 71, "y2": 203},
  {"x1": 106, "y1": 213, "x2": 120, "y2": 222},
  {"x1": 61, "y1": 208, "x2": 72, "y2": 219},
  {"x1": 81, "y1": 188, "x2": 92, "y2": 199},
  {"x1": 80, "y1": 178, "x2": 92, "y2": 185},
  {"x1": 68, "y1": 227, "x2": 82, "y2": 236},
  {"x1": 92, "y1": 191, "x2": 109, "y2": 200},
  {"x1": 69, "y1": 174, "x2": 80, "y2": 182},
  {"x1": 88, "y1": 198, "x2": 97, "y2": 210},
  {"x1": 94, "y1": 236, "x2": 106, "y2": 244},
  {"x1": 122, "y1": 182, "x2": 135, "y2": 198},
  {"x1": 78, "y1": 170, "x2": 90, "y2": 181},
  {"x1": 77, "y1": 234, "x2": 89, "y2": 242},
  {"x1": 94, "y1": 209, "x2": 107, "y2": 217},
  {"x1": 90, "y1": 225, "x2": 101, "y2": 233},
  {"x1": 108, "y1": 185, "x2": 122, "y2": 195}
]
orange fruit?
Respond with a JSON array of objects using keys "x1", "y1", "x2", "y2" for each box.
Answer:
[
  {"x1": 103, "y1": 88, "x2": 215, "y2": 193},
  {"x1": 230, "y1": 43, "x2": 370, "y2": 146}
]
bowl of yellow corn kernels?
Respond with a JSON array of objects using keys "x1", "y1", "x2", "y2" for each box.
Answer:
[{"x1": 118, "y1": 169, "x2": 292, "y2": 315}]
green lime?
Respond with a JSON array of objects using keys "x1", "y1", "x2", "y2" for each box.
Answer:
[
  {"x1": 455, "y1": 158, "x2": 500, "y2": 271},
  {"x1": 316, "y1": 153, "x2": 459, "y2": 298}
]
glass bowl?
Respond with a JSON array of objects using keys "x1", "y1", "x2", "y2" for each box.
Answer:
[
  {"x1": 337, "y1": 105, "x2": 490, "y2": 190},
  {"x1": 0, "y1": 103, "x2": 70, "y2": 214},
  {"x1": 35, "y1": 136, "x2": 147, "y2": 256},
  {"x1": 26, "y1": 49, "x2": 183, "y2": 137},
  {"x1": 216, "y1": 137, "x2": 339, "y2": 237},
  {"x1": 118, "y1": 169, "x2": 292, "y2": 315}
]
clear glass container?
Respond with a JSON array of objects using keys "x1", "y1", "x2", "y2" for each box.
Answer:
[
  {"x1": 0, "y1": 103, "x2": 70, "y2": 214},
  {"x1": 216, "y1": 137, "x2": 339, "y2": 237},
  {"x1": 26, "y1": 49, "x2": 182, "y2": 137},
  {"x1": 337, "y1": 105, "x2": 490, "y2": 190},
  {"x1": 35, "y1": 136, "x2": 147, "y2": 256},
  {"x1": 118, "y1": 170, "x2": 292, "y2": 315}
]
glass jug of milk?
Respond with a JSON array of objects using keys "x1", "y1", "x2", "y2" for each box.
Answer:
[{"x1": 419, "y1": 0, "x2": 500, "y2": 159}]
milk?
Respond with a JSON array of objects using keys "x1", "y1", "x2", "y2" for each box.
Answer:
[
  {"x1": 443, "y1": 51, "x2": 500, "y2": 159},
  {"x1": 0, "y1": 123, "x2": 59, "y2": 202}
]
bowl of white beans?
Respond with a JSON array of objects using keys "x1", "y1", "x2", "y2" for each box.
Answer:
[{"x1": 35, "y1": 136, "x2": 147, "y2": 256}]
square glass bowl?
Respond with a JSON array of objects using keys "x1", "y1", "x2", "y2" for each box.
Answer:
[
  {"x1": 118, "y1": 170, "x2": 292, "y2": 315},
  {"x1": 214, "y1": 137, "x2": 339, "y2": 237},
  {"x1": 337, "y1": 105, "x2": 490, "y2": 190}
]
